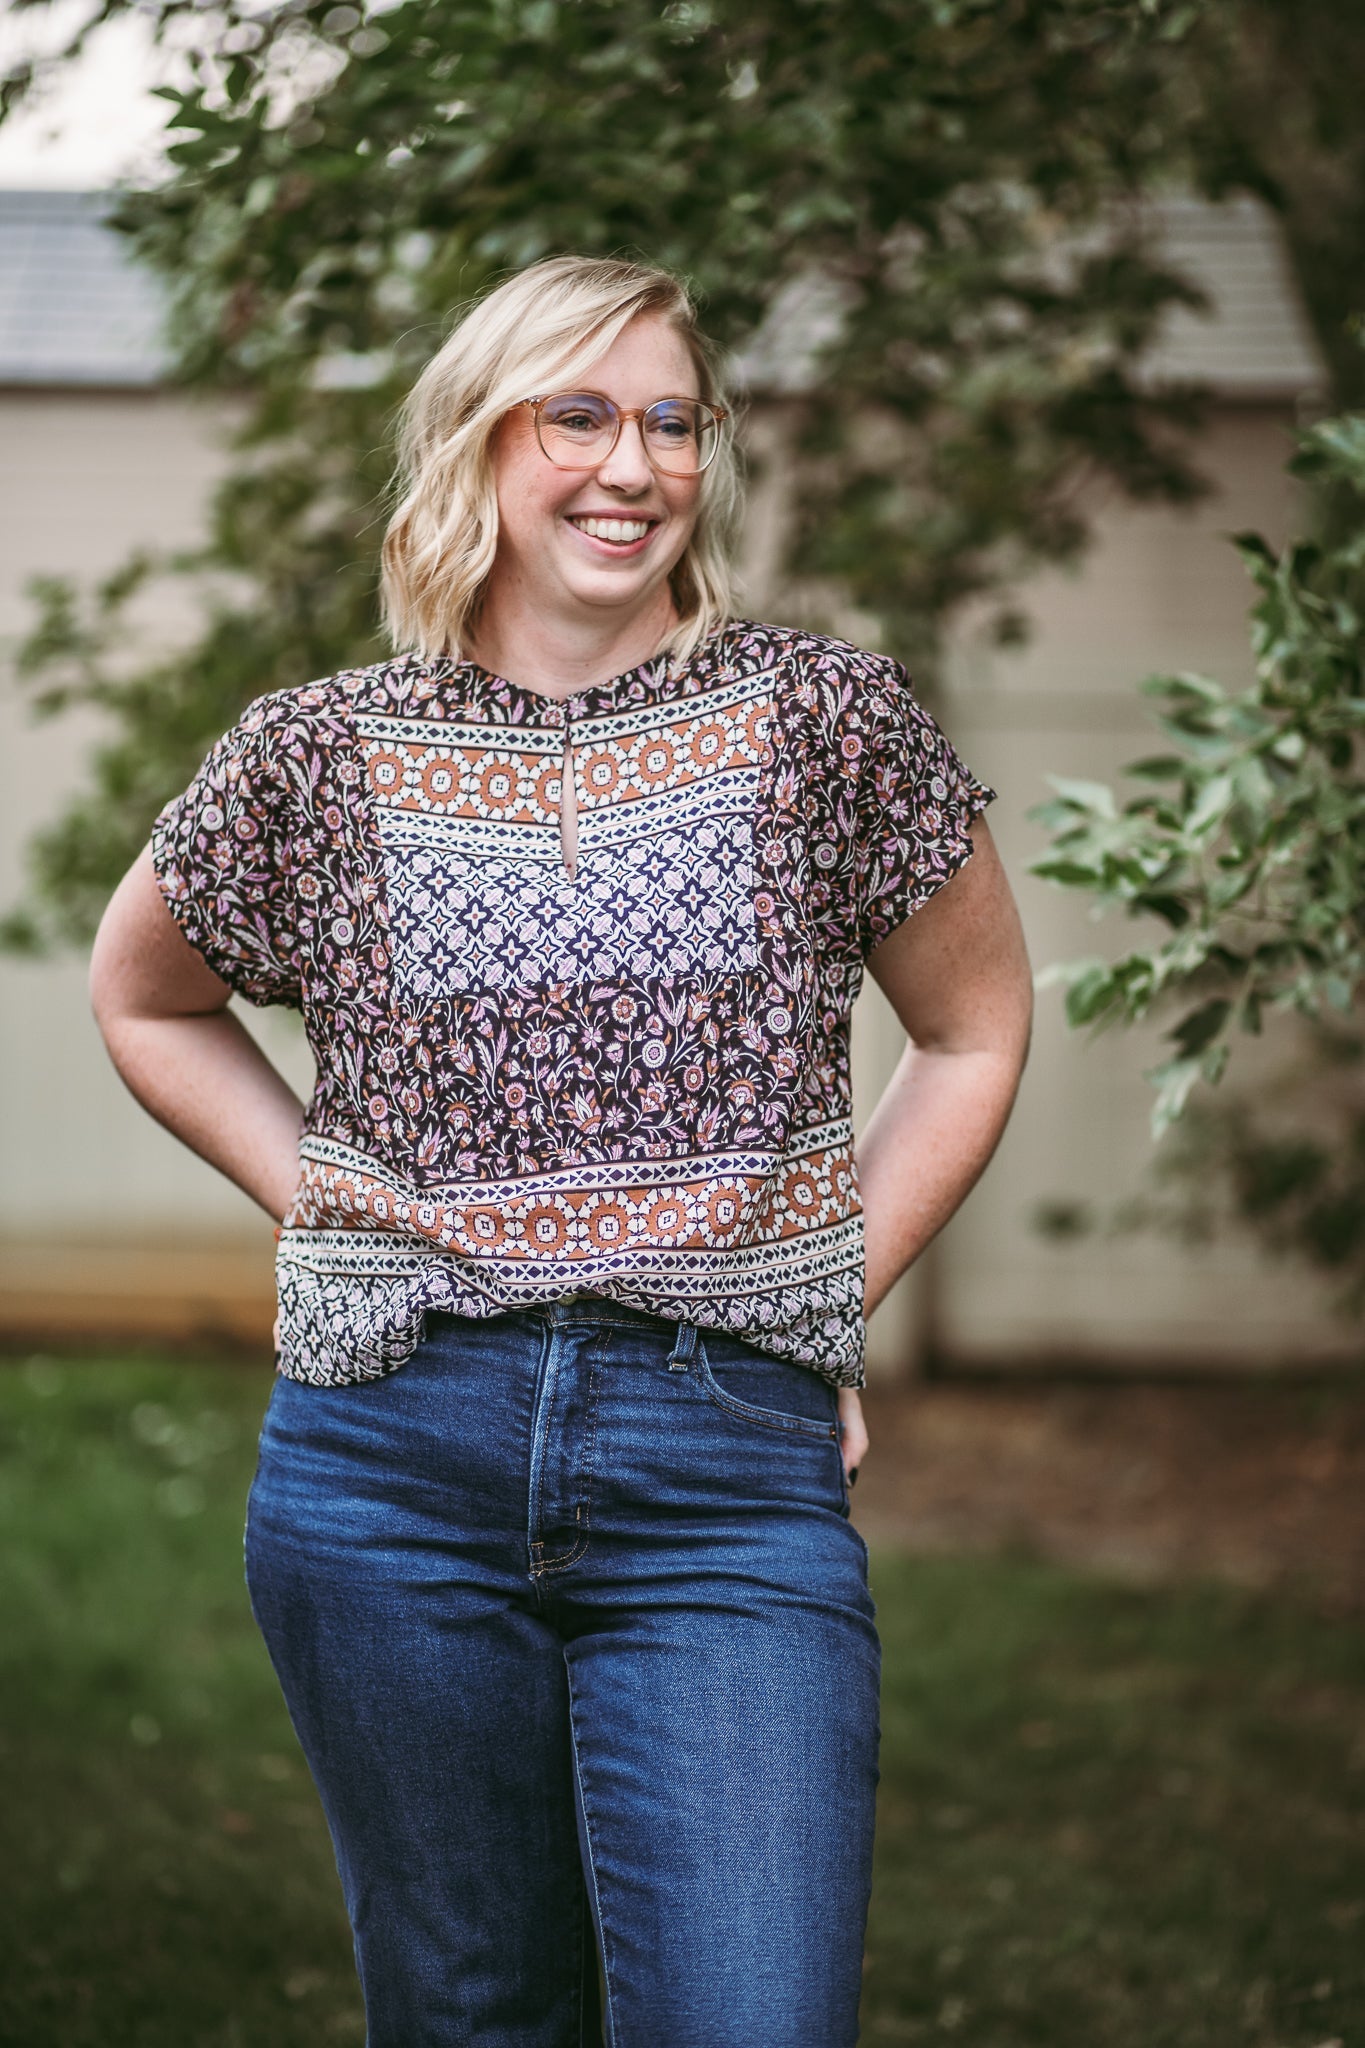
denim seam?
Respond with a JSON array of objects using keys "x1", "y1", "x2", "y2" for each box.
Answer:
[
  {"x1": 694, "y1": 1336, "x2": 839, "y2": 1444},
  {"x1": 525, "y1": 1318, "x2": 561, "y2": 1581},
  {"x1": 530, "y1": 1343, "x2": 561, "y2": 1544},
  {"x1": 575, "y1": 1869, "x2": 593, "y2": 2046},
  {"x1": 835, "y1": 1432, "x2": 852, "y2": 1516},
  {"x1": 533, "y1": 1330, "x2": 605, "y2": 1576},
  {"x1": 565, "y1": 1668, "x2": 619, "y2": 2048},
  {"x1": 534, "y1": 1533, "x2": 590, "y2": 1575}
]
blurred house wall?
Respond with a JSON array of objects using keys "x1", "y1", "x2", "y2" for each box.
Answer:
[
  {"x1": 0, "y1": 191, "x2": 1353, "y2": 1372},
  {"x1": 0, "y1": 376, "x2": 313, "y2": 1346}
]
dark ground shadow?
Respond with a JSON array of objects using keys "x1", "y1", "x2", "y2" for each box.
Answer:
[{"x1": 853, "y1": 1370, "x2": 1365, "y2": 1614}]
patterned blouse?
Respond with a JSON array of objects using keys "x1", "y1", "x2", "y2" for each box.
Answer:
[{"x1": 152, "y1": 619, "x2": 994, "y2": 1389}]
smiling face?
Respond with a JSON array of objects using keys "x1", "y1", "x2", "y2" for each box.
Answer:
[{"x1": 483, "y1": 311, "x2": 705, "y2": 647}]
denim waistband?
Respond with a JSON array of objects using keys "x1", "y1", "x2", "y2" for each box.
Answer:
[
  {"x1": 423, "y1": 1298, "x2": 715, "y2": 1373},
  {"x1": 511, "y1": 1296, "x2": 702, "y2": 1370}
]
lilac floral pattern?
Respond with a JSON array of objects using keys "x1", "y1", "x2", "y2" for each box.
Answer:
[{"x1": 152, "y1": 620, "x2": 994, "y2": 1388}]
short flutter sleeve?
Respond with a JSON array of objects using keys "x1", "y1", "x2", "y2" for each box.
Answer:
[
  {"x1": 849, "y1": 658, "x2": 996, "y2": 958},
  {"x1": 151, "y1": 696, "x2": 303, "y2": 1009}
]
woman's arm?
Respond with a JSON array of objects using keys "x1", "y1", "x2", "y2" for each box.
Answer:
[
  {"x1": 837, "y1": 816, "x2": 1032, "y2": 1475},
  {"x1": 89, "y1": 847, "x2": 306, "y2": 1224},
  {"x1": 858, "y1": 815, "x2": 1033, "y2": 1316}
]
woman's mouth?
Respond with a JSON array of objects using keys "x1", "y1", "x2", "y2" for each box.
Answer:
[{"x1": 566, "y1": 515, "x2": 659, "y2": 555}]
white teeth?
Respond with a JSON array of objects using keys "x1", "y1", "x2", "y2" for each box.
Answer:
[{"x1": 571, "y1": 517, "x2": 651, "y2": 543}]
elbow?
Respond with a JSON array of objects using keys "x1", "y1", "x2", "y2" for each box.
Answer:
[
  {"x1": 88, "y1": 868, "x2": 155, "y2": 1049},
  {"x1": 1018, "y1": 971, "x2": 1035, "y2": 1075},
  {"x1": 88, "y1": 845, "x2": 164, "y2": 1043},
  {"x1": 1008, "y1": 920, "x2": 1035, "y2": 1079},
  {"x1": 1005, "y1": 975, "x2": 1034, "y2": 1104},
  {"x1": 87, "y1": 902, "x2": 126, "y2": 1048}
]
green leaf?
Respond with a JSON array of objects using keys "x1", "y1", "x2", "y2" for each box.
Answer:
[
  {"x1": 1065, "y1": 964, "x2": 1120, "y2": 1028},
  {"x1": 1229, "y1": 530, "x2": 1277, "y2": 570},
  {"x1": 1146, "y1": 1054, "x2": 1203, "y2": 1137},
  {"x1": 1142, "y1": 893, "x2": 1192, "y2": 929},
  {"x1": 1207, "y1": 868, "x2": 1254, "y2": 912},
  {"x1": 1168, "y1": 998, "x2": 1231, "y2": 1057},
  {"x1": 1142, "y1": 670, "x2": 1226, "y2": 705},
  {"x1": 1041, "y1": 776, "x2": 1119, "y2": 818},
  {"x1": 1029, "y1": 857, "x2": 1104, "y2": 888},
  {"x1": 1186, "y1": 773, "x2": 1234, "y2": 835}
]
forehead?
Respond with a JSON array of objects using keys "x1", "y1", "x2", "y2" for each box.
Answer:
[{"x1": 570, "y1": 312, "x2": 699, "y2": 399}]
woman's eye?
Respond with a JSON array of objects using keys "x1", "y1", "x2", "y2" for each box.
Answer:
[{"x1": 545, "y1": 400, "x2": 609, "y2": 435}]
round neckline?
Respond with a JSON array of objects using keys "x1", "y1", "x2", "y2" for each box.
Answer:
[
  {"x1": 463, "y1": 649, "x2": 668, "y2": 720},
  {"x1": 428, "y1": 619, "x2": 738, "y2": 722}
]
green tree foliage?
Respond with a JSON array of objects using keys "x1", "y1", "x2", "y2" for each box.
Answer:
[
  {"x1": 1031, "y1": 410, "x2": 1365, "y2": 1308},
  {"x1": 1, "y1": 0, "x2": 1215, "y2": 946}
]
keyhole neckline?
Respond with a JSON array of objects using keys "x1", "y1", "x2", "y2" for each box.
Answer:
[{"x1": 559, "y1": 724, "x2": 579, "y2": 881}]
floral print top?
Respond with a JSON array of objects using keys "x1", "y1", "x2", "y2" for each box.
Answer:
[{"x1": 151, "y1": 619, "x2": 994, "y2": 1389}]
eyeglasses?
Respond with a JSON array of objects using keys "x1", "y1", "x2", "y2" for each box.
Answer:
[{"x1": 516, "y1": 393, "x2": 729, "y2": 476}]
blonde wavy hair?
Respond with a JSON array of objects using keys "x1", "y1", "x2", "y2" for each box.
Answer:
[{"x1": 381, "y1": 256, "x2": 741, "y2": 667}]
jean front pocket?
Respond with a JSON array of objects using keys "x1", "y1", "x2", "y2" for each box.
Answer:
[{"x1": 693, "y1": 1332, "x2": 840, "y2": 1444}]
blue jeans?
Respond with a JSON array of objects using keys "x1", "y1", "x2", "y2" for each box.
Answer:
[{"x1": 244, "y1": 1301, "x2": 881, "y2": 2047}]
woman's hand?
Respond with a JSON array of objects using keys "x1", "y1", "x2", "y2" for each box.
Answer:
[{"x1": 837, "y1": 1387, "x2": 868, "y2": 1486}]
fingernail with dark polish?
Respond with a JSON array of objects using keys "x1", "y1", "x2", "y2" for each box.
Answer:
[{"x1": 849, "y1": 1467, "x2": 858, "y2": 1487}]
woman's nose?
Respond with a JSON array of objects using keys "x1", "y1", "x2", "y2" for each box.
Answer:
[{"x1": 596, "y1": 416, "x2": 654, "y2": 492}]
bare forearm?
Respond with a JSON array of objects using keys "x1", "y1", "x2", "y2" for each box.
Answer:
[
  {"x1": 856, "y1": 1041, "x2": 1023, "y2": 1318},
  {"x1": 96, "y1": 1007, "x2": 305, "y2": 1224}
]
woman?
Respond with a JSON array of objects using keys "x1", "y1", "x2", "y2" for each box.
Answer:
[{"x1": 90, "y1": 255, "x2": 1032, "y2": 2047}]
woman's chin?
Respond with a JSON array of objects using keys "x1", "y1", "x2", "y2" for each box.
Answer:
[{"x1": 557, "y1": 565, "x2": 674, "y2": 619}]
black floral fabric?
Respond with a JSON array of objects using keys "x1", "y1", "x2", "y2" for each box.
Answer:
[{"x1": 152, "y1": 619, "x2": 994, "y2": 1388}]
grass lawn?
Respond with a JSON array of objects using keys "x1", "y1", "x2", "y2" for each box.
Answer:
[{"x1": 1, "y1": 1354, "x2": 1361, "y2": 2048}]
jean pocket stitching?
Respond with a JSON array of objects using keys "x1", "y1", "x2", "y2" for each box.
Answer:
[{"x1": 693, "y1": 1337, "x2": 836, "y2": 1442}]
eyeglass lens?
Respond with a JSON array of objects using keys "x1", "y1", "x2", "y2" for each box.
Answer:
[{"x1": 537, "y1": 395, "x2": 719, "y2": 474}]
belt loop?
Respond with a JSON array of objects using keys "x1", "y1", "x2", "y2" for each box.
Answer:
[{"x1": 667, "y1": 1320, "x2": 699, "y2": 1371}]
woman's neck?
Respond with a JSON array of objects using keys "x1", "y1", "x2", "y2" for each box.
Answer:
[{"x1": 463, "y1": 588, "x2": 678, "y2": 702}]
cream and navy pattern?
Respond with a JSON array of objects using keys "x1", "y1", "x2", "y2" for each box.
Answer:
[
  {"x1": 151, "y1": 620, "x2": 994, "y2": 1389},
  {"x1": 362, "y1": 680, "x2": 769, "y2": 997}
]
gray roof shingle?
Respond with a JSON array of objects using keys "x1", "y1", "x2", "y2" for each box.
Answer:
[
  {"x1": 0, "y1": 188, "x2": 170, "y2": 386},
  {"x1": 1138, "y1": 191, "x2": 1326, "y2": 398}
]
